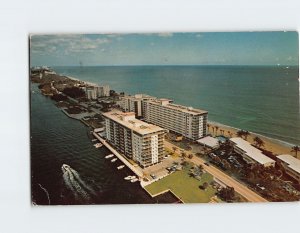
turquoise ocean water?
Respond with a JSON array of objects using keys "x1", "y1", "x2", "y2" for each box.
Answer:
[{"x1": 53, "y1": 65, "x2": 300, "y2": 145}]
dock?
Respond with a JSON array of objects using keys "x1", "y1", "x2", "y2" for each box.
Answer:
[{"x1": 93, "y1": 132, "x2": 144, "y2": 177}]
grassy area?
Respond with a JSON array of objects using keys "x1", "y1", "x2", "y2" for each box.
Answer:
[{"x1": 145, "y1": 167, "x2": 217, "y2": 203}]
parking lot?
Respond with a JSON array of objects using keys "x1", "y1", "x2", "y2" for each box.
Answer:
[{"x1": 142, "y1": 156, "x2": 182, "y2": 181}]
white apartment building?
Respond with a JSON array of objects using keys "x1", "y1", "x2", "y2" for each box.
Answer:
[
  {"x1": 86, "y1": 88, "x2": 97, "y2": 100},
  {"x1": 142, "y1": 99, "x2": 208, "y2": 140},
  {"x1": 119, "y1": 94, "x2": 156, "y2": 118},
  {"x1": 230, "y1": 137, "x2": 275, "y2": 167},
  {"x1": 103, "y1": 110, "x2": 166, "y2": 167},
  {"x1": 277, "y1": 154, "x2": 300, "y2": 183},
  {"x1": 86, "y1": 85, "x2": 110, "y2": 99}
]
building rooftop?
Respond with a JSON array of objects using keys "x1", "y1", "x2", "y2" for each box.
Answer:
[
  {"x1": 230, "y1": 137, "x2": 275, "y2": 165},
  {"x1": 103, "y1": 110, "x2": 164, "y2": 135},
  {"x1": 197, "y1": 136, "x2": 219, "y2": 148},
  {"x1": 147, "y1": 99, "x2": 208, "y2": 115},
  {"x1": 277, "y1": 154, "x2": 300, "y2": 174}
]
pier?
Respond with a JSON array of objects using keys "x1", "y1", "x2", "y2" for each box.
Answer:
[{"x1": 92, "y1": 132, "x2": 144, "y2": 178}]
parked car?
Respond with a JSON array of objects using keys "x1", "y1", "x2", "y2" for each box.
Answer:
[
  {"x1": 256, "y1": 183, "x2": 266, "y2": 190},
  {"x1": 150, "y1": 174, "x2": 156, "y2": 179}
]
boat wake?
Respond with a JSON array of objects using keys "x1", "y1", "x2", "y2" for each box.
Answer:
[{"x1": 62, "y1": 164, "x2": 96, "y2": 202}]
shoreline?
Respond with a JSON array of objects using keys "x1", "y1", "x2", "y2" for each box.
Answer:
[
  {"x1": 207, "y1": 120, "x2": 295, "y2": 156},
  {"x1": 208, "y1": 120, "x2": 296, "y2": 148},
  {"x1": 41, "y1": 71, "x2": 297, "y2": 156}
]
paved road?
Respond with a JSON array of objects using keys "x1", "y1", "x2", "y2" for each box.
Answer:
[{"x1": 165, "y1": 141, "x2": 268, "y2": 202}]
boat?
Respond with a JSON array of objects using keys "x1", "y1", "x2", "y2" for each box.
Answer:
[
  {"x1": 92, "y1": 139, "x2": 97, "y2": 142},
  {"x1": 130, "y1": 178, "x2": 139, "y2": 183},
  {"x1": 61, "y1": 164, "x2": 71, "y2": 173},
  {"x1": 94, "y1": 143, "x2": 103, "y2": 148},
  {"x1": 130, "y1": 176, "x2": 136, "y2": 179},
  {"x1": 105, "y1": 154, "x2": 114, "y2": 159},
  {"x1": 117, "y1": 165, "x2": 125, "y2": 170},
  {"x1": 124, "y1": 176, "x2": 132, "y2": 180},
  {"x1": 111, "y1": 158, "x2": 117, "y2": 162}
]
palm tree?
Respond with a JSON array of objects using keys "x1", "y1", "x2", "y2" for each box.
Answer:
[
  {"x1": 236, "y1": 130, "x2": 244, "y2": 138},
  {"x1": 215, "y1": 126, "x2": 219, "y2": 136},
  {"x1": 244, "y1": 131, "x2": 250, "y2": 140},
  {"x1": 291, "y1": 146, "x2": 300, "y2": 158},
  {"x1": 254, "y1": 136, "x2": 264, "y2": 148},
  {"x1": 207, "y1": 123, "x2": 210, "y2": 133}
]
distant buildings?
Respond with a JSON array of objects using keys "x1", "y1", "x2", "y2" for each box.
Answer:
[
  {"x1": 143, "y1": 99, "x2": 208, "y2": 140},
  {"x1": 118, "y1": 94, "x2": 156, "y2": 117},
  {"x1": 230, "y1": 137, "x2": 275, "y2": 167},
  {"x1": 103, "y1": 110, "x2": 166, "y2": 167},
  {"x1": 85, "y1": 84, "x2": 110, "y2": 100},
  {"x1": 118, "y1": 94, "x2": 208, "y2": 140},
  {"x1": 277, "y1": 154, "x2": 300, "y2": 183}
]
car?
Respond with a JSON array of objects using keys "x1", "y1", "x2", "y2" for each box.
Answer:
[
  {"x1": 256, "y1": 183, "x2": 266, "y2": 190},
  {"x1": 150, "y1": 174, "x2": 156, "y2": 179},
  {"x1": 204, "y1": 162, "x2": 210, "y2": 166}
]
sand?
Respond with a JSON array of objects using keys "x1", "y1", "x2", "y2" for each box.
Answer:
[{"x1": 207, "y1": 121, "x2": 297, "y2": 158}]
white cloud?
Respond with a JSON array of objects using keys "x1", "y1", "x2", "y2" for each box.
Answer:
[{"x1": 30, "y1": 34, "x2": 110, "y2": 54}]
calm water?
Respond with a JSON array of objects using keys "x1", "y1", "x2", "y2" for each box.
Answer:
[
  {"x1": 54, "y1": 65, "x2": 300, "y2": 145},
  {"x1": 30, "y1": 84, "x2": 178, "y2": 205}
]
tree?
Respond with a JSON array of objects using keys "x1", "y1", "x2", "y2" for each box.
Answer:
[
  {"x1": 202, "y1": 182, "x2": 209, "y2": 190},
  {"x1": 236, "y1": 130, "x2": 244, "y2": 138},
  {"x1": 244, "y1": 131, "x2": 250, "y2": 140},
  {"x1": 172, "y1": 146, "x2": 177, "y2": 153},
  {"x1": 215, "y1": 126, "x2": 219, "y2": 136},
  {"x1": 207, "y1": 123, "x2": 210, "y2": 133},
  {"x1": 291, "y1": 146, "x2": 300, "y2": 158},
  {"x1": 254, "y1": 136, "x2": 264, "y2": 148},
  {"x1": 218, "y1": 186, "x2": 235, "y2": 201},
  {"x1": 198, "y1": 164, "x2": 204, "y2": 172}
]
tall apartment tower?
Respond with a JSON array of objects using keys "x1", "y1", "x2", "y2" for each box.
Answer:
[
  {"x1": 119, "y1": 94, "x2": 156, "y2": 118},
  {"x1": 103, "y1": 110, "x2": 166, "y2": 167},
  {"x1": 142, "y1": 99, "x2": 208, "y2": 140}
]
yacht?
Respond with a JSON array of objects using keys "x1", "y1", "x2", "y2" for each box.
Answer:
[
  {"x1": 117, "y1": 165, "x2": 125, "y2": 170},
  {"x1": 111, "y1": 158, "x2": 117, "y2": 162},
  {"x1": 105, "y1": 154, "x2": 114, "y2": 159}
]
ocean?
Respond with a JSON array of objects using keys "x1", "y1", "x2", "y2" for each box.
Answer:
[{"x1": 53, "y1": 65, "x2": 300, "y2": 145}]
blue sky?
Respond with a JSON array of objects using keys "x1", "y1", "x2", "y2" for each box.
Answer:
[{"x1": 30, "y1": 32, "x2": 298, "y2": 66}]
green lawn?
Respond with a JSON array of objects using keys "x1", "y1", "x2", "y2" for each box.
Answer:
[{"x1": 145, "y1": 168, "x2": 217, "y2": 203}]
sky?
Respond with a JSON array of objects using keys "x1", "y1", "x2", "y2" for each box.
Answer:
[{"x1": 30, "y1": 32, "x2": 299, "y2": 66}]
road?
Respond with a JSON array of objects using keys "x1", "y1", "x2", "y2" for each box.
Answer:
[{"x1": 165, "y1": 141, "x2": 268, "y2": 202}]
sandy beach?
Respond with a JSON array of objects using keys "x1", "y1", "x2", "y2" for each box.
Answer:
[{"x1": 207, "y1": 121, "x2": 297, "y2": 158}]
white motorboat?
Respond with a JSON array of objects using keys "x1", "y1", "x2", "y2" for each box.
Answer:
[
  {"x1": 117, "y1": 165, "x2": 125, "y2": 170},
  {"x1": 94, "y1": 143, "x2": 103, "y2": 148},
  {"x1": 124, "y1": 176, "x2": 132, "y2": 180},
  {"x1": 130, "y1": 178, "x2": 139, "y2": 183},
  {"x1": 105, "y1": 154, "x2": 114, "y2": 159},
  {"x1": 62, "y1": 164, "x2": 71, "y2": 173},
  {"x1": 111, "y1": 158, "x2": 117, "y2": 162}
]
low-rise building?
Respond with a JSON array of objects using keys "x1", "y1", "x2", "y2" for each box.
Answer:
[
  {"x1": 197, "y1": 136, "x2": 219, "y2": 149},
  {"x1": 103, "y1": 110, "x2": 166, "y2": 167},
  {"x1": 230, "y1": 137, "x2": 275, "y2": 167},
  {"x1": 277, "y1": 154, "x2": 300, "y2": 183}
]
